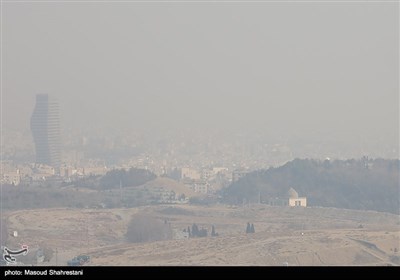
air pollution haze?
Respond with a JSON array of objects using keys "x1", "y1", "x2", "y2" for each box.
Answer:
[
  {"x1": 3, "y1": 2, "x2": 398, "y2": 155},
  {"x1": 0, "y1": 1, "x2": 399, "y2": 269}
]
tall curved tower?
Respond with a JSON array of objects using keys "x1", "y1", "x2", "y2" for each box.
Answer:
[{"x1": 30, "y1": 94, "x2": 61, "y2": 169}]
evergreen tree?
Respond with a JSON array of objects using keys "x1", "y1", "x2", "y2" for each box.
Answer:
[
  {"x1": 192, "y1": 223, "x2": 199, "y2": 237},
  {"x1": 246, "y1": 222, "x2": 251, "y2": 234}
]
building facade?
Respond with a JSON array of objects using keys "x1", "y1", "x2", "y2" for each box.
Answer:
[
  {"x1": 30, "y1": 94, "x2": 61, "y2": 170},
  {"x1": 288, "y1": 197, "x2": 307, "y2": 207}
]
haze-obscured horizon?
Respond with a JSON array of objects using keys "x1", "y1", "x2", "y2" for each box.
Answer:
[{"x1": 3, "y1": 2, "x2": 399, "y2": 159}]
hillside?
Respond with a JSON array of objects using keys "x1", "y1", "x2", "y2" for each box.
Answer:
[
  {"x1": 140, "y1": 177, "x2": 196, "y2": 197},
  {"x1": 222, "y1": 158, "x2": 399, "y2": 214},
  {"x1": 4, "y1": 205, "x2": 399, "y2": 266}
]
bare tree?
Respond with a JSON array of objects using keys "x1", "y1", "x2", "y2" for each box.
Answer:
[{"x1": 126, "y1": 213, "x2": 172, "y2": 243}]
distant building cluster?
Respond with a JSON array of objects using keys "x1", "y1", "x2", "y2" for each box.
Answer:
[
  {"x1": 0, "y1": 161, "x2": 109, "y2": 186},
  {"x1": 178, "y1": 167, "x2": 232, "y2": 194},
  {"x1": 1, "y1": 93, "x2": 309, "y2": 210}
]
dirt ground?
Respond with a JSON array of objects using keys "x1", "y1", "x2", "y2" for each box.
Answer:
[{"x1": 3, "y1": 204, "x2": 399, "y2": 266}]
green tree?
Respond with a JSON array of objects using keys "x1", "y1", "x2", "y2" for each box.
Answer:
[
  {"x1": 246, "y1": 222, "x2": 251, "y2": 234},
  {"x1": 192, "y1": 223, "x2": 199, "y2": 237},
  {"x1": 100, "y1": 168, "x2": 156, "y2": 189}
]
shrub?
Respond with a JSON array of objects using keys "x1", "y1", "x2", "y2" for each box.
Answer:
[{"x1": 126, "y1": 213, "x2": 172, "y2": 243}]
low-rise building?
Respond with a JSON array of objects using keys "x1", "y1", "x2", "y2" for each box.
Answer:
[
  {"x1": 287, "y1": 187, "x2": 307, "y2": 207},
  {"x1": 2, "y1": 169, "x2": 21, "y2": 185},
  {"x1": 181, "y1": 167, "x2": 201, "y2": 181}
]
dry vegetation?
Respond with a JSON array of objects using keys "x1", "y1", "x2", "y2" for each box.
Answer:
[
  {"x1": 126, "y1": 213, "x2": 172, "y2": 243},
  {"x1": 2, "y1": 204, "x2": 399, "y2": 266},
  {"x1": 0, "y1": 218, "x2": 8, "y2": 246}
]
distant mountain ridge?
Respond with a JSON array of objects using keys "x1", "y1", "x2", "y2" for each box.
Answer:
[{"x1": 222, "y1": 158, "x2": 399, "y2": 214}]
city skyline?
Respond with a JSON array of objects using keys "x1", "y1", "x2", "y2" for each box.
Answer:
[
  {"x1": 0, "y1": 2, "x2": 399, "y2": 268},
  {"x1": 2, "y1": 3, "x2": 398, "y2": 161}
]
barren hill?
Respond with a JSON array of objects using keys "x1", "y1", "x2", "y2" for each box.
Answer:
[{"x1": 3, "y1": 204, "x2": 399, "y2": 266}]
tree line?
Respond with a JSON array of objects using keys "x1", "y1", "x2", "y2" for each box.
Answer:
[{"x1": 222, "y1": 158, "x2": 399, "y2": 214}]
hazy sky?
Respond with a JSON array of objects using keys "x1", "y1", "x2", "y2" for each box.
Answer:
[{"x1": 2, "y1": 1, "x2": 399, "y2": 153}]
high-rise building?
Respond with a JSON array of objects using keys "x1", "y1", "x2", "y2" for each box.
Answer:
[{"x1": 30, "y1": 94, "x2": 61, "y2": 169}]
